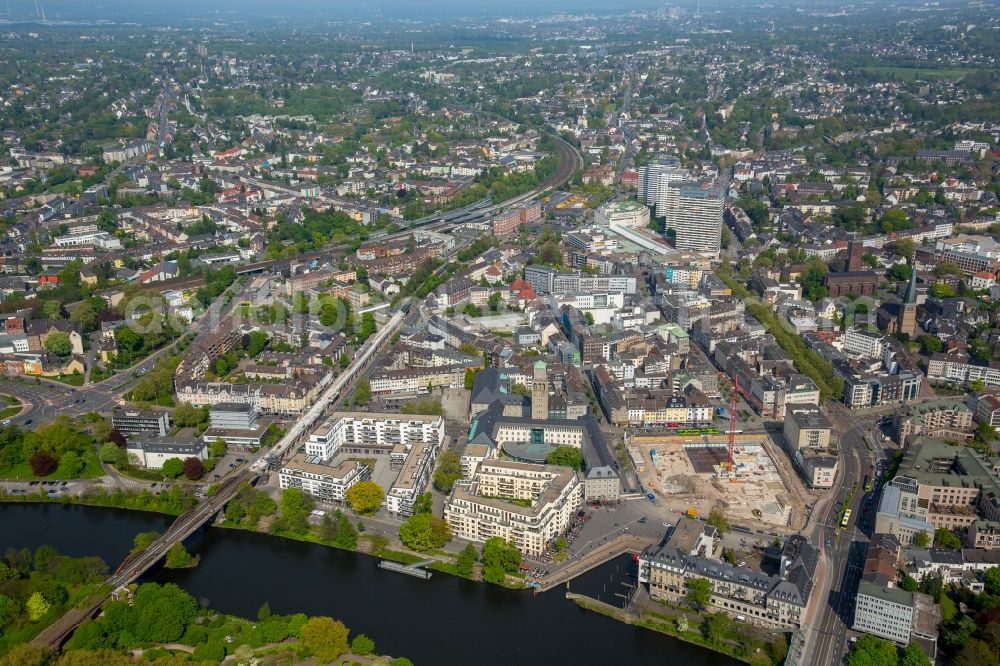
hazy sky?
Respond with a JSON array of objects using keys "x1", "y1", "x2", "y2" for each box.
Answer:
[{"x1": 13, "y1": 0, "x2": 670, "y2": 21}]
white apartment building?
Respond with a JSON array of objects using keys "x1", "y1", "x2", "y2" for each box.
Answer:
[
  {"x1": 853, "y1": 581, "x2": 916, "y2": 644},
  {"x1": 657, "y1": 183, "x2": 723, "y2": 256},
  {"x1": 278, "y1": 454, "x2": 368, "y2": 502},
  {"x1": 639, "y1": 157, "x2": 689, "y2": 206},
  {"x1": 927, "y1": 353, "x2": 1000, "y2": 388},
  {"x1": 368, "y1": 366, "x2": 467, "y2": 394},
  {"x1": 305, "y1": 413, "x2": 446, "y2": 460},
  {"x1": 444, "y1": 460, "x2": 583, "y2": 557},
  {"x1": 53, "y1": 229, "x2": 122, "y2": 249},
  {"x1": 625, "y1": 405, "x2": 714, "y2": 427},
  {"x1": 385, "y1": 440, "x2": 439, "y2": 516},
  {"x1": 491, "y1": 422, "x2": 585, "y2": 449},
  {"x1": 843, "y1": 328, "x2": 886, "y2": 359},
  {"x1": 298, "y1": 413, "x2": 446, "y2": 517}
]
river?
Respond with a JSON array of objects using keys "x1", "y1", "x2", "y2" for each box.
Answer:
[{"x1": 1, "y1": 503, "x2": 737, "y2": 665}]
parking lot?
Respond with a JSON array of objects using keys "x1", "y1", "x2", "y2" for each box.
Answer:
[{"x1": 2, "y1": 479, "x2": 84, "y2": 497}]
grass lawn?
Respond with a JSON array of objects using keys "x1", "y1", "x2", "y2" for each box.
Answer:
[
  {"x1": 47, "y1": 180, "x2": 83, "y2": 194},
  {"x1": 47, "y1": 374, "x2": 85, "y2": 387},
  {"x1": 0, "y1": 395, "x2": 23, "y2": 420},
  {"x1": 862, "y1": 66, "x2": 976, "y2": 80},
  {"x1": 0, "y1": 449, "x2": 103, "y2": 480}
]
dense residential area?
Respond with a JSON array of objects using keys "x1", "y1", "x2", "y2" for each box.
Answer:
[{"x1": 0, "y1": 1, "x2": 998, "y2": 665}]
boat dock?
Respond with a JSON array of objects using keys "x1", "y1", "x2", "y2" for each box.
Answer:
[{"x1": 378, "y1": 558, "x2": 435, "y2": 579}]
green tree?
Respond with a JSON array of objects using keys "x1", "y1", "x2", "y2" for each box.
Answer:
[
  {"x1": 983, "y1": 566, "x2": 1000, "y2": 596},
  {"x1": 934, "y1": 261, "x2": 964, "y2": 277},
  {"x1": 900, "y1": 643, "x2": 931, "y2": 666},
  {"x1": 99, "y1": 442, "x2": 120, "y2": 463},
  {"x1": 351, "y1": 634, "x2": 375, "y2": 656},
  {"x1": 482, "y1": 537, "x2": 521, "y2": 574},
  {"x1": 161, "y1": 458, "x2": 184, "y2": 478},
  {"x1": 685, "y1": 577, "x2": 712, "y2": 610},
  {"x1": 332, "y1": 510, "x2": 358, "y2": 549},
  {"x1": 412, "y1": 492, "x2": 433, "y2": 515},
  {"x1": 800, "y1": 259, "x2": 829, "y2": 301},
  {"x1": 399, "y1": 513, "x2": 452, "y2": 551},
  {"x1": 929, "y1": 283, "x2": 958, "y2": 299},
  {"x1": 114, "y1": 326, "x2": 140, "y2": 356},
  {"x1": 464, "y1": 368, "x2": 478, "y2": 390},
  {"x1": 707, "y1": 508, "x2": 731, "y2": 534},
  {"x1": 914, "y1": 531, "x2": 931, "y2": 548},
  {"x1": 41, "y1": 300, "x2": 63, "y2": 320},
  {"x1": 704, "y1": 612, "x2": 731, "y2": 645},
  {"x1": 44, "y1": 331, "x2": 73, "y2": 356},
  {"x1": 0, "y1": 595, "x2": 17, "y2": 629},
  {"x1": 433, "y1": 449, "x2": 463, "y2": 492},
  {"x1": 892, "y1": 237, "x2": 916, "y2": 262},
  {"x1": 546, "y1": 446, "x2": 583, "y2": 470},
  {"x1": 917, "y1": 335, "x2": 943, "y2": 355},
  {"x1": 887, "y1": 263, "x2": 912, "y2": 281},
  {"x1": 300, "y1": 616, "x2": 349, "y2": 663},
  {"x1": 353, "y1": 378, "x2": 371, "y2": 406},
  {"x1": 164, "y1": 542, "x2": 196, "y2": 569},
  {"x1": 55, "y1": 450, "x2": 84, "y2": 477},
  {"x1": 942, "y1": 615, "x2": 978, "y2": 653},
  {"x1": 849, "y1": 634, "x2": 899, "y2": 666},
  {"x1": 952, "y1": 640, "x2": 997, "y2": 666},
  {"x1": 899, "y1": 575, "x2": 918, "y2": 592},
  {"x1": 26, "y1": 592, "x2": 50, "y2": 621},
  {"x1": 456, "y1": 543, "x2": 478, "y2": 577},
  {"x1": 934, "y1": 528, "x2": 962, "y2": 550},
  {"x1": 278, "y1": 487, "x2": 315, "y2": 533},
  {"x1": 345, "y1": 481, "x2": 384, "y2": 515},
  {"x1": 131, "y1": 531, "x2": 160, "y2": 555},
  {"x1": 172, "y1": 402, "x2": 207, "y2": 428}
]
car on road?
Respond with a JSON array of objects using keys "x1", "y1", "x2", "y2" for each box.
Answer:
[
  {"x1": 646, "y1": 492, "x2": 656, "y2": 501},
  {"x1": 638, "y1": 516, "x2": 647, "y2": 523},
  {"x1": 826, "y1": 539, "x2": 832, "y2": 548},
  {"x1": 1, "y1": 419, "x2": 9, "y2": 425}
]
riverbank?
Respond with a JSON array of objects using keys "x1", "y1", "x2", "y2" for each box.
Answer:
[
  {"x1": 0, "y1": 502, "x2": 739, "y2": 665},
  {"x1": 0, "y1": 491, "x2": 495, "y2": 587},
  {"x1": 569, "y1": 592, "x2": 788, "y2": 666},
  {"x1": 0, "y1": 542, "x2": 413, "y2": 665}
]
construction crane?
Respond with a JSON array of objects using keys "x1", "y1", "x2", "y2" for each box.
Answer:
[{"x1": 716, "y1": 370, "x2": 775, "y2": 419}]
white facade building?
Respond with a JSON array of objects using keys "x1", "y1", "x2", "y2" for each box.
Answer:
[
  {"x1": 657, "y1": 184, "x2": 724, "y2": 256},
  {"x1": 305, "y1": 413, "x2": 446, "y2": 460},
  {"x1": 278, "y1": 455, "x2": 368, "y2": 502},
  {"x1": 444, "y1": 460, "x2": 583, "y2": 557}
]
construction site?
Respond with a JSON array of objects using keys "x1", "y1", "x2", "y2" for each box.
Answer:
[
  {"x1": 623, "y1": 373, "x2": 810, "y2": 530},
  {"x1": 627, "y1": 434, "x2": 795, "y2": 527}
]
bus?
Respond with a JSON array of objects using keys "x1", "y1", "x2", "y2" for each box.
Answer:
[
  {"x1": 863, "y1": 475, "x2": 872, "y2": 492},
  {"x1": 841, "y1": 509, "x2": 852, "y2": 528}
]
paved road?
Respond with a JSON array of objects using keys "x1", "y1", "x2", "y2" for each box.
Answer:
[{"x1": 799, "y1": 404, "x2": 886, "y2": 665}]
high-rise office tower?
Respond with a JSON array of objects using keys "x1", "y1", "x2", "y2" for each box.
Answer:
[
  {"x1": 638, "y1": 155, "x2": 688, "y2": 207},
  {"x1": 657, "y1": 183, "x2": 724, "y2": 256}
]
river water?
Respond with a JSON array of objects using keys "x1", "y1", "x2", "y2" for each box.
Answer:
[{"x1": 1, "y1": 503, "x2": 736, "y2": 665}]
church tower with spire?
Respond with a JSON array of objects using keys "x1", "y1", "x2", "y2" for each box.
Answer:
[{"x1": 900, "y1": 266, "x2": 918, "y2": 337}]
